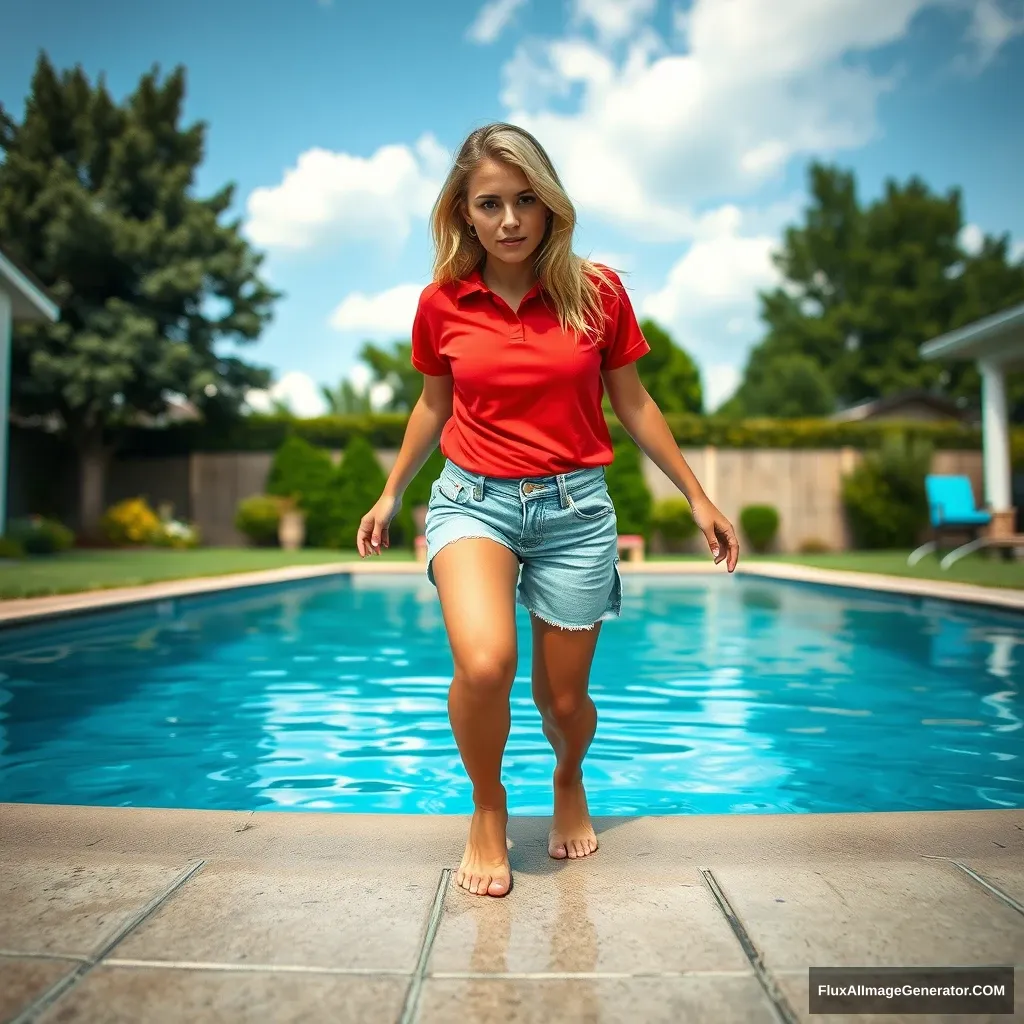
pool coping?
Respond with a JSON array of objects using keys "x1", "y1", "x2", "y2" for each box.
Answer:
[{"x1": 0, "y1": 557, "x2": 1020, "y2": 627}]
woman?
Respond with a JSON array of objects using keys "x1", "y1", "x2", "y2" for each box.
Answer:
[{"x1": 357, "y1": 122, "x2": 739, "y2": 898}]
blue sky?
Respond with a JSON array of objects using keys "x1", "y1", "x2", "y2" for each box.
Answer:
[{"x1": 2, "y1": 0, "x2": 1022, "y2": 413}]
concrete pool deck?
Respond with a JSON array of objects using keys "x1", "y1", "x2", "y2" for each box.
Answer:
[
  {"x1": 1, "y1": 555, "x2": 1023, "y2": 626},
  {"x1": 1, "y1": 560, "x2": 1022, "y2": 1021},
  {"x1": 1, "y1": 803, "x2": 1022, "y2": 1023}
]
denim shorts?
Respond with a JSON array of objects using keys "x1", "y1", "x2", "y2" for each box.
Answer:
[{"x1": 423, "y1": 457, "x2": 622, "y2": 631}]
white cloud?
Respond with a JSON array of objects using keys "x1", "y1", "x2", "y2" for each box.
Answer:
[
  {"x1": 957, "y1": 0, "x2": 1024, "y2": 71},
  {"x1": 245, "y1": 133, "x2": 449, "y2": 251},
  {"x1": 572, "y1": 0, "x2": 658, "y2": 44},
  {"x1": 328, "y1": 281, "x2": 423, "y2": 334},
  {"x1": 705, "y1": 364, "x2": 742, "y2": 412},
  {"x1": 467, "y1": 0, "x2": 528, "y2": 44},
  {"x1": 959, "y1": 222, "x2": 984, "y2": 255},
  {"x1": 245, "y1": 371, "x2": 327, "y2": 418},
  {"x1": 498, "y1": 0, "x2": 984, "y2": 238}
]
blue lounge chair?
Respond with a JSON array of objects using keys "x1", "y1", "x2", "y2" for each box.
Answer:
[{"x1": 907, "y1": 475, "x2": 991, "y2": 569}]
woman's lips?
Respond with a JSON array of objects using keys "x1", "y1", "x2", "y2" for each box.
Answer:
[{"x1": 499, "y1": 238, "x2": 525, "y2": 246}]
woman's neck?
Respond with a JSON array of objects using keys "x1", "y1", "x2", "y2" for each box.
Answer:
[{"x1": 480, "y1": 254, "x2": 538, "y2": 295}]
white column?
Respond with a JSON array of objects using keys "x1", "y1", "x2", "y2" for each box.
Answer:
[
  {"x1": 0, "y1": 291, "x2": 11, "y2": 536},
  {"x1": 979, "y1": 357, "x2": 1011, "y2": 512}
]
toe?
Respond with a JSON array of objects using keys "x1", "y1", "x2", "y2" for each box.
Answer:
[{"x1": 488, "y1": 874, "x2": 508, "y2": 896}]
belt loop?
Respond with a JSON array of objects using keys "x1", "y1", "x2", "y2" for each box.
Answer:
[
  {"x1": 556, "y1": 473, "x2": 569, "y2": 509},
  {"x1": 472, "y1": 471, "x2": 484, "y2": 501}
]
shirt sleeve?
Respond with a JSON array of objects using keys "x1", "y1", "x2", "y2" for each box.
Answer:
[
  {"x1": 410, "y1": 287, "x2": 450, "y2": 376},
  {"x1": 600, "y1": 268, "x2": 651, "y2": 371}
]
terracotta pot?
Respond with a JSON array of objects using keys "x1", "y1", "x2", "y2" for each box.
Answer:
[{"x1": 278, "y1": 509, "x2": 306, "y2": 551}]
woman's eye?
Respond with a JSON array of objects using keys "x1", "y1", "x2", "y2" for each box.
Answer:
[{"x1": 481, "y1": 196, "x2": 535, "y2": 209}]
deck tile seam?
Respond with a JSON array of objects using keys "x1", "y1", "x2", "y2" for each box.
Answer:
[
  {"x1": 700, "y1": 867, "x2": 799, "y2": 1024},
  {"x1": 921, "y1": 855, "x2": 1024, "y2": 918},
  {"x1": 0, "y1": 951, "x2": 90, "y2": 964},
  {"x1": 425, "y1": 969, "x2": 757, "y2": 980},
  {"x1": 7, "y1": 859, "x2": 205, "y2": 1024},
  {"x1": 397, "y1": 867, "x2": 451, "y2": 1024}
]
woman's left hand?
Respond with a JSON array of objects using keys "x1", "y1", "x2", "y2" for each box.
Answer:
[{"x1": 689, "y1": 496, "x2": 740, "y2": 572}]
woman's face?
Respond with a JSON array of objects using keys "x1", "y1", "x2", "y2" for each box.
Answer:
[{"x1": 463, "y1": 157, "x2": 551, "y2": 267}]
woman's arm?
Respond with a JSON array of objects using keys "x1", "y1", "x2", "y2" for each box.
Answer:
[
  {"x1": 382, "y1": 373, "x2": 453, "y2": 500},
  {"x1": 602, "y1": 364, "x2": 740, "y2": 572}
]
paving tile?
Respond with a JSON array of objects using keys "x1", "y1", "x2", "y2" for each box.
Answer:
[
  {"x1": 114, "y1": 861, "x2": 438, "y2": 971},
  {"x1": 708, "y1": 859, "x2": 1024, "y2": 971},
  {"x1": 33, "y1": 965, "x2": 407, "y2": 1024},
  {"x1": 774, "y1": 966, "x2": 1024, "y2": 1024},
  {"x1": 0, "y1": 853, "x2": 190, "y2": 958},
  {"x1": 417, "y1": 975, "x2": 777, "y2": 1024},
  {"x1": 428, "y1": 853, "x2": 750, "y2": 975},
  {"x1": 0, "y1": 955, "x2": 80, "y2": 1022}
]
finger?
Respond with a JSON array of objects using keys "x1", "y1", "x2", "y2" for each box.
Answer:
[
  {"x1": 726, "y1": 532, "x2": 740, "y2": 571},
  {"x1": 382, "y1": 526, "x2": 390, "y2": 549},
  {"x1": 702, "y1": 527, "x2": 720, "y2": 561},
  {"x1": 371, "y1": 523, "x2": 382, "y2": 554}
]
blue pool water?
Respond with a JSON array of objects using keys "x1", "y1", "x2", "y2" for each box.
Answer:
[{"x1": 0, "y1": 572, "x2": 1021, "y2": 815}]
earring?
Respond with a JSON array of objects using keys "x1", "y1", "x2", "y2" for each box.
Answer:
[{"x1": 468, "y1": 224, "x2": 477, "y2": 237}]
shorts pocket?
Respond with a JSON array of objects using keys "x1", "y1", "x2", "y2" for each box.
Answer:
[
  {"x1": 437, "y1": 473, "x2": 471, "y2": 504},
  {"x1": 567, "y1": 491, "x2": 615, "y2": 520}
]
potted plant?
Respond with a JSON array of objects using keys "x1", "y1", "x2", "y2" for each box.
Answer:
[{"x1": 277, "y1": 495, "x2": 306, "y2": 551}]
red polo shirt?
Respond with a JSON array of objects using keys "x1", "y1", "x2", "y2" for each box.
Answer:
[{"x1": 410, "y1": 262, "x2": 650, "y2": 477}]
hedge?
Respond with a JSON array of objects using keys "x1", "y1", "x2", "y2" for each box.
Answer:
[{"x1": 103, "y1": 413, "x2": 1024, "y2": 464}]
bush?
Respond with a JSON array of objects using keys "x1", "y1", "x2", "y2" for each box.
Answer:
[
  {"x1": 235, "y1": 494, "x2": 284, "y2": 546},
  {"x1": 0, "y1": 535, "x2": 25, "y2": 558},
  {"x1": 605, "y1": 441, "x2": 652, "y2": 539},
  {"x1": 650, "y1": 497, "x2": 698, "y2": 550},
  {"x1": 330, "y1": 433, "x2": 395, "y2": 550},
  {"x1": 740, "y1": 504, "x2": 780, "y2": 553},
  {"x1": 266, "y1": 435, "x2": 340, "y2": 547},
  {"x1": 101, "y1": 497, "x2": 162, "y2": 546},
  {"x1": 797, "y1": 537, "x2": 831, "y2": 554},
  {"x1": 841, "y1": 431, "x2": 932, "y2": 549},
  {"x1": 151, "y1": 518, "x2": 202, "y2": 549},
  {"x1": 7, "y1": 515, "x2": 75, "y2": 555}
]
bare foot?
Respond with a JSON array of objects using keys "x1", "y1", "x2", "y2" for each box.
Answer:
[
  {"x1": 548, "y1": 771, "x2": 598, "y2": 859},
  {"x1": 456, "y1": 802, "x2": 512, "y2": 896}
]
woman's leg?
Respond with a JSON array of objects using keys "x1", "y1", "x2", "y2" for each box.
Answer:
[
  {"x1": 432, "y1": 536, "x2": 521, "y2": 896},
  {"x1": 529, "y1": 613, "x2": 603, "y2": 859}
]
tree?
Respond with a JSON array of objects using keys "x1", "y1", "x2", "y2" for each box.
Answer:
[
  {"x1": 358, "y1": 340, "x2": 423, "y2": 412},
  {"x1": 634, "y1": 319, "x2": 703, "y2": 414},
  {"x1": 320, "y1": 378, "x2": 372, "y2": 415},
  {"x1": 0, "y1": 54, "x2": 278, "y2": 533},
  {"x1": 726, "y1": 162, "x2": 1024, "y2": 418}
]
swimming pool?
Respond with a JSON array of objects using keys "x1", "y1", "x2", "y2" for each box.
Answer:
[{"x1": 0, "y1": 572, "x2": 1020, "y2": 815}]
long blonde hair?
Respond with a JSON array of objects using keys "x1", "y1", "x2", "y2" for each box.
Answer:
[{"x1": 428, "y1": 122, "x2": 623, "y2": 347}]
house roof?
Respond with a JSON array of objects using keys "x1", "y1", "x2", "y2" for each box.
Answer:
[
  {"x1": 920, "y1": 302, "x2": 1024, "y2": 367},
  {"x1": 0, "y1": 246, "x2": 60, "y2": 322},
  {"x1": 830, "y1": 388, "x2": 968, "y2": 422}
]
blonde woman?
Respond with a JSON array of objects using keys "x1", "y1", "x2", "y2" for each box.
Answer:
[{"x1": 357, "y1": 122, "x2": 739, "y2": 898}]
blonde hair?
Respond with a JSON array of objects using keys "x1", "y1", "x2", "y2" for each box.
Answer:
[{"x1": 428, "y1": 122, "x2": 623, "y2": 347}]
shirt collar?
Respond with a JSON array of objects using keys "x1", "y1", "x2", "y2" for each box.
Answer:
[{"x1": 454, "y1": 263, "x2": 545, "y2": 305}]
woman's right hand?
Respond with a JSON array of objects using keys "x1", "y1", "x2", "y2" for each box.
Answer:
[{"x1": 357, "y1": 493, "x2": 401, "y2": 557}]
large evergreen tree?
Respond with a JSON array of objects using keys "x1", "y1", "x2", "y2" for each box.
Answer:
[
  {"x1": 724, "y1": 162, "x2": 1024, "y2": 419},
  {"x1": 0, "y1": 54, "x2": 278, "y2": 533}
]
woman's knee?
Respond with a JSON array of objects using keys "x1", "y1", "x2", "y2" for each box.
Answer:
[
  {"x1": 454, "y1": 649, "x2": 517, "y2": 694},
  {"x1": 541, "y1": 690, "x2": 593, "y2": 727}
]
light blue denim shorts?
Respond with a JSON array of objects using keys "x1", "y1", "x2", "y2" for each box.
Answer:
[{"x1": 423, "y1": 457, "x2": 622, "y2": 631}]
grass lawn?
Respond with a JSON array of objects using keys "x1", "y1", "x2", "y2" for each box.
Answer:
[{"x1": 0, "y1": 545, "x2": 1020, "y2": 600}]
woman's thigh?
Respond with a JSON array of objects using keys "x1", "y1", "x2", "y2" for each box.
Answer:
[{"x1": 431, "y1": 536, "x2": 521, "y2": 682}]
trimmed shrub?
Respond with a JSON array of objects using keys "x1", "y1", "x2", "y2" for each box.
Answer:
[
  {"x1": 101, "y1": 498, "x2": 163, "y2": 546},
  {"x1": 650, "y1": 497, "x2": 698, "y2": 551},
  {"x1": 605, "y1": 441, "x2": 652, "y2": 539},
  {"x1": 235, "y1": 495, "x2": 283, "y2": 546},
  {"x1": 797, "y1": 537, "x2": 831, "y2": 554},
  {"x1": 8, "y1": 515, "x2": 75, "y2": 555},
  {"x1": 151, "y1": 519, "x2": 202, "y2": 548},
  {"x1": 330, "y1": 433, "x2": 392, "y2": 550},
  {"x1": 0, "y1": 536, "x2": 24, "y2": 559},
  {"x1": 841, "y1": 431, "x2": 932, "y2": 549},
  {"x1": 740, "y1": 504, "x2": 780, "y2": 553},
  {"x1": 266, "y1": 435, "x2": 339, "y2": 547}
]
